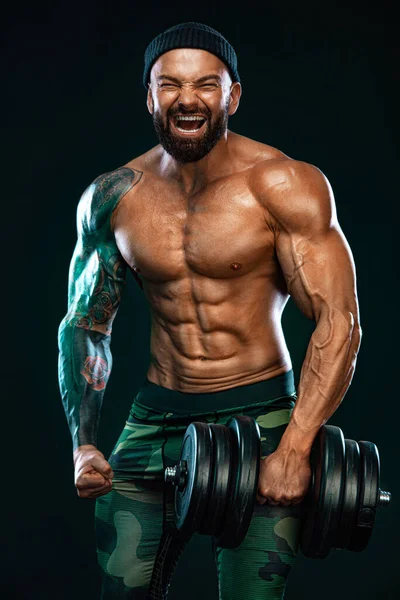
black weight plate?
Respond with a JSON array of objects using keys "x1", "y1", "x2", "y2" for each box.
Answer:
[
  {"x1": 300, "y1": 425, "x2": 345, "y2": 559},
  {"x1": 334, "y1": 439, "x2": 361, "y2": 550},
  {"x1": 174, "y1": 421, "x2": 212, "y2": 537},
  {"x1": 200, "y1": 424, "x2": 232, "y2": 537},
  {"x1": 216, "y1": 415, "x2": 261, "y2": 549},
  {"x1": 347, "y1": 440, "x2": 380, "y2": 552}
]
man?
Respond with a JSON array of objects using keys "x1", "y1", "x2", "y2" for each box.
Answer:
[{"x1": 58, "y1": 22, "x2": 362, "y2": 599}]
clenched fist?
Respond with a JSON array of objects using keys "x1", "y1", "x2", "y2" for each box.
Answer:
[
  {"x1": 256, "y1": 447, "x2": 311, "y2": 507},
  {"x1": 73, "y1": 444, "x2": 114, "y2": 499}
]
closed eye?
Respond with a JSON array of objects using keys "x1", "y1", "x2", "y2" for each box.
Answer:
[{"x1": 159, "y1": 83, "x2": 217, "y2": 89}]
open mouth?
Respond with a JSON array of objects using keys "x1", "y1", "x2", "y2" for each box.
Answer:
[{"x1": 172, "y1": 115, "x2": 207, "y2": 135}]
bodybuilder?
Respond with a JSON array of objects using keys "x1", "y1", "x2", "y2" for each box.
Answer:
[{"x1": 58, "y1": 22, "x2": 362, "y2": 599}]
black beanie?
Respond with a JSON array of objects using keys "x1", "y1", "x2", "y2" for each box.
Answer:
[{"x1": 143, "y1": 22, "x2": 240, "y2": 89}]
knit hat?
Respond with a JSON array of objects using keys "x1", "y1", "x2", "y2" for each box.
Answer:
[{"x1": 143, "y1": 22, "x2": 240, "y2": 89}]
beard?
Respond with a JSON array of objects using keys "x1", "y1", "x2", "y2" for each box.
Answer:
[{"x1": 152, "y1": 98, "x2": 230, "y2": 164}]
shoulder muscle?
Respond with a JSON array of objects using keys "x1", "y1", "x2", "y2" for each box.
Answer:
[
  {"x1": 77, "y1": 166, "x2": 142, "y2": 237},
  {"x1": 254, "y1": 159, "x2": 337, "y2": 235}
]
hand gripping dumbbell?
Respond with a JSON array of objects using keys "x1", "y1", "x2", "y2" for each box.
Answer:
[{"x1": 164, "y1": 416, "x2": 391, "y2": 559}]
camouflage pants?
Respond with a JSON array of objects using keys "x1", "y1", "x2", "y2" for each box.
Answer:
[{"x1": 95, "y1": 377, "x2": 302, "y2": 599}]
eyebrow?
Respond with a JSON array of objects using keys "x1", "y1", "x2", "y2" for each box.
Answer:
[{"x1": 156, "y1": 74, "x2": 222, "y2": 84}]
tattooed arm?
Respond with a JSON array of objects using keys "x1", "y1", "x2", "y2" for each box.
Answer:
[{"x1": 58, "y1": 167, "x2": 141, "y2": 497}]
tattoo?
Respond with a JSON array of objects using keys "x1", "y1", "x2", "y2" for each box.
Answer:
[
  {"x1": 83, "y1": 167, "x2": 143, "y2": 232},
  {"x1": 81, "y1": 355, "x2": 111, "y2": 391},
  {"x1": 69, "y1": 251, "x2": 127, "y2": 334},
  {"x1": 58, "y1": 166, "x2": 142, "y2": 450}
]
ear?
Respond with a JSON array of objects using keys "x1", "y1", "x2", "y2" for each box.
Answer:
[
  {"x1": 146, "y1": 85, "x2": 154, "y2": 115},
  {"x1": 228, "y1": 82, "x2": 242, "y2": 117}
]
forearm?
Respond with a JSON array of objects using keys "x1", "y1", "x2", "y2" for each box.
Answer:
[
  {"x1": 58, "y1": 318, "x2": 112, "y2": 451},
  {"x1": 278, "y1": 308, "x2": 362, "y2": 456}
]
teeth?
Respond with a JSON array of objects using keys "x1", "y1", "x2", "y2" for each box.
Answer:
[
  {"x1": 175, "y1": 116, "x2": 205, "y2": 121},
  {"x1": 176, "y1": 125, "x2": 202, "y2": 132}
]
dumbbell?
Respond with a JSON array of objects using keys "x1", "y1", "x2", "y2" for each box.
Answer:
[{"x1": 164, "y1": 416, "x2": 391, "y2": 559}]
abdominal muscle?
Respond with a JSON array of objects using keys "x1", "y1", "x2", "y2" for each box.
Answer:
[{"x1": 145, "y1": 278, "x2": 292, "y2": 393}]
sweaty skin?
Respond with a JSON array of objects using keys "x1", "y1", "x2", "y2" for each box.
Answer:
[
  {"x1": 115, "y1": 144, "x2": 299, "y2": 391},
  {"x1": 58, "y1": 48, "x2": 362, "y2": 504}
]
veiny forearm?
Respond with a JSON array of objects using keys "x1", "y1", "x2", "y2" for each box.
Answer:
[{"x1": 278, "y1": 307, "x2": 362, "y2": 456}]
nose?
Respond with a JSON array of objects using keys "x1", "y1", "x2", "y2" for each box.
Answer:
[{"x1": 177, "y1": 85, "x2": 200, "y2": 111}]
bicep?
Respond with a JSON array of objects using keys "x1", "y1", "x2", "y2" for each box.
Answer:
[
  {"x1": 66, "y1": 234, "x2": 127, "y2": 335},
  {"x1": 275, "y1": 223, "x2": 360, "y2": 323}
]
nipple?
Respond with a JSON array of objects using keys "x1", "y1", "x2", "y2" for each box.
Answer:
[{"x1": 230, "y1": 262, "x2": 242, "y2": 270}]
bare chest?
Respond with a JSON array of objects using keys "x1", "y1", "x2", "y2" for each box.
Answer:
[{"x1": 113, "y1": 176, "x2": 275, "y2": 281}]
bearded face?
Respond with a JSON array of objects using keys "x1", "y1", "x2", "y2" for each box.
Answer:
[
  {"x1": 147, "y1": 49, "x2": 241, "y2": 164},
  {"x1": 152, "y1": 95, "x2": 231, "y2": 164}
]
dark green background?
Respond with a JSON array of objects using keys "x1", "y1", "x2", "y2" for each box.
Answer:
[{"x1": 3, "y1": 1, "x2": 399, "y2": 598}]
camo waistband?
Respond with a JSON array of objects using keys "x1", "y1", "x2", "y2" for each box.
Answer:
[{"x1": 133, "y1": 370, "x2": 297, "y2": 416}]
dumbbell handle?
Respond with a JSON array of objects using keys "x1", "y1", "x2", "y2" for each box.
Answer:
[
  {"x1": 378, "y1": 489, "x2": 391, "y2": 506},
  {"x1": 166, "y1": 464, "x2": 392, "y2": 506},
  {"x1": 165, "y1": 465, "x2": 392, "y2": 501}
]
